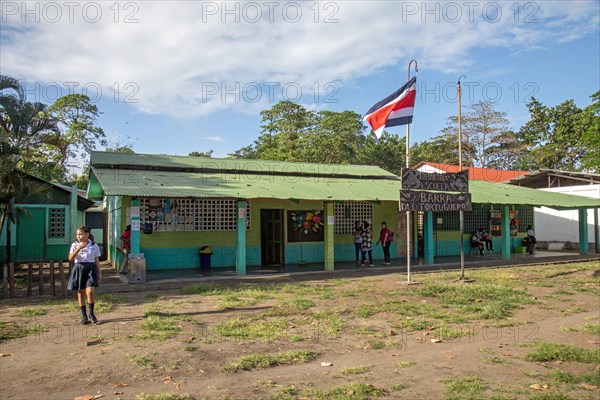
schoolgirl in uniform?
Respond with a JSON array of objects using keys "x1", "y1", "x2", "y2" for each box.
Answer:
[{"x1": 67, "y1": 226, "x2": 102, "y2": 324}]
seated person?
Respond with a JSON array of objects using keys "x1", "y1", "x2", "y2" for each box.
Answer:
[{"x1": 470, "y1": 231, "x2": 484, "y2": 255}]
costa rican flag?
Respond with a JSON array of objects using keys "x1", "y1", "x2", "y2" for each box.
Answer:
[{"x1": 363, "y1": 76, "x2": 417, "y2": 140}]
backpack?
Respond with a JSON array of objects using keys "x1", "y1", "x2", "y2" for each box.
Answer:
[{"x1": 386, "y1": 231, "x2": 394, "y2": 243}]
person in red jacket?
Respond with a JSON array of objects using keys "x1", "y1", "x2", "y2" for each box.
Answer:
[
  {"x1": 118, "y1": 225, "x2": 131, "y2": 274},
  {"x1": 377, "y1": 221, "x2": 393, "y2": 265}
]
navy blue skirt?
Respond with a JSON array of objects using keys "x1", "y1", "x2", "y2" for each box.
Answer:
[{"x1": 67, "y1": 262, "x2": 99, "y2": 290}]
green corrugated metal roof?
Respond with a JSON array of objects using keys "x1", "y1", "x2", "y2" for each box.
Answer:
[
  {"x1": 89, "y1": 151, "x2": 395, "y2": 178},
  {"x1": 90, "y1": 167, "x2": 401, "y2": 201},
  {"x1": 89, "y1": 167, "x2": 599, "y2": 209},
  {"x1": 470, "y1": 180, "x2": 599, "y2": 209}
]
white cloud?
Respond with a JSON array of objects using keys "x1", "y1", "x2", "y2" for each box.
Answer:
[
  {"x1": 203, "y1": 136, "x2": 226, "y2": 143},
  {"x1": 1, "y1": 0, "x2": 598, "y2": 117}
]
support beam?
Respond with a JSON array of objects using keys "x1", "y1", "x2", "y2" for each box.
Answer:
[
  {"x1": 324, "y1": 202, "x2": 335, "y2": 271},
  {"x1": 70, "y1": 185, "x2": 78, "y2": 243},
  {"x1": 500, "y1": 206, "x2": 511, "y2": 260},
  {"x1": 236, "y1": 201, "x2": 247, "y2": 275},
  {"x1": 579, "y1": 209, "x2": 589, "y2": 255},
  {"x1": 130, "y1": 199, "x2": 140, "y2": 254},
  {"x1": 594, "y1": 208, "x2": 599, "y2": 254},
  {"x1": 424, "y1": 212, "x2": 434, "y2": 264}
]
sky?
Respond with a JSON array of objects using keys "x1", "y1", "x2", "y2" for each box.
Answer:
[{"x1": 1, "y1": 0, "x2": 599, "y2": 168}]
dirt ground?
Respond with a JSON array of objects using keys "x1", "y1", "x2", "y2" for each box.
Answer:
[{"x1": 1, "y1": 261, "x2": 599, "y2": 400}]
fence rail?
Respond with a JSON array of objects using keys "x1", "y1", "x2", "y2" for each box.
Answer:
[{"x1": 2, "y1": 261, "x2": 70, "y2": 299}]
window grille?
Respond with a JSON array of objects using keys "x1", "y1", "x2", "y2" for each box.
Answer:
[
  {"x1": 48, "y1": 208, "x2": 66, "y2": 238},
  {"x1": 334, "y1": 202, "x2": 373, "y2": 235},
  {"x1": 432, "y1": 211, "x2": 460, "y2": 231},
  {"x1": 139, "y1": 198, "x2": 250, "y2": 231}
]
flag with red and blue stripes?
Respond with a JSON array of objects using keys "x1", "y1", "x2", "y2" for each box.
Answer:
[{"x1": 363, "y1": 76, "x2": 417, "y2": 140}]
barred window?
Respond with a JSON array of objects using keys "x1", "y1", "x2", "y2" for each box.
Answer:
[
  {"x1": 334, "y1": 202, "x2": 373, "y2": 235},
  {"x1": 512, "y1": 205, "x2": 534, "y2": 231},
  {"x1": 140, "y1": 198, "x2": 250, "y2": 232},
  {"x1": 432, "y1": 210, "x2": 460, "y2": 231},
  {"x1": 48, "y1": 208, "x2": 66, "y2": 238}
]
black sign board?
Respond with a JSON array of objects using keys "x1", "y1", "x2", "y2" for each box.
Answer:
[
  {"x1": 402, "y1": 169, "x2": 469, "y2": 192},
  {"x1": 399, "y1": 190, "x2": 473, "y2": 212}
]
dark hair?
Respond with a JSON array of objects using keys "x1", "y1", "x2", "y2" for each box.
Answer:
[
  {"x1": 77, "y1": 226, "x2": 96, "y2": 245},
  {"x1": 381, "y1": 221, "x2": 387, "y2": 225},
  {"x1": 363, "y1": 221, "x2": 370, "y2": 229},
  {"x1": 125, "y1": 225, "x2": 131, "y2": 231}
]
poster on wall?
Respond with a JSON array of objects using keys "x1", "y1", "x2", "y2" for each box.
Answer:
[
  {"x1": 287, "y1": 210, "x2": 325, "y2": 242},
  {"x1": 509, "y1": 210, "x2": 519, "y2": 236},
  {"x1": 489, "y1": 211, "x2": 502, "y2": 237}
]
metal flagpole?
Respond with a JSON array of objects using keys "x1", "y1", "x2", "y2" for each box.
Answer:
[
  {"x1": 458, "y1": 75, "x2": 465, "y2": 280},
  {"x1": 406, "y1": 59, "x2": 418, "y2": 283}
]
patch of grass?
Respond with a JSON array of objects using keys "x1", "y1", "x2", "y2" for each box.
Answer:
[
  {"x1": 218, "y1": 293, "x2": 259, "y2": 309},
  {"x1": 339, "y1": 365, "x2": 372, "y2": 375},
  {"x1": 145, "y1": 293, "x2": 161, "y2": 301},
  {"x1": 262, "y1": 305, "x2": 306, "y2": 317},
  {"x1": 443, "y1": 376, "x2": 487, "y2": 400},
  {"x1": 525, "y1": 342, "x2": 600, "y2": 364},
  {"x1": 18, "y1": 307, "x2": 47, "y2": 317},
  {"x1": 433, "y1": 325, "x2": 474, "y2": 340},
  {"x1": 352, "y1": 327, "x2": 385, "y2": 338},
  {"x1": 223, "y1": 350, "x2": 318, "y2": 372},
  {"x1": 305, "y1": 383, "x2": 387, "y2": 400},
  {"x1": 127, "y1": 354, "x2": 156, "y2": 369},
  {"x1": 548, "y1": 369, "x2": 600, "y2": 387},
  {"x1": 183, "y1": 346, "x2": 196, "y2": 352},
  {"x1": 484, "y1": 356, "x2": 508, "y2": 364},
  {"x1": 269, "y1": 386, "x2": 299, "y2": 400},
  {"x1": 525, "y1": 393, "x2": 575, "y2": 400},
  {"x1": 181, "y1": 282, "x2": 227, "y2": 295},
  {"x1": 389, "y1": 383, "x2": 409, "y2": 391},
  {"x1": 0, "y1": 321, "x2": 51, "y2": 341},
  {"x1": 408, "y1": 282, "x2": 534, "y2": 321},
  {"x1": 311, "y1": 310, "x2": 347, "y2": 337},
  {"x1": 393, "y1": 318, "x2": 434, "y2": 332},
  {"x1": 136, "y1": 393, "x2": 195, "y2": 400},
  {"x1": 395, "y1": 360, "x2": 416, "y2": 368},
  {"x1": 582, "y1": 322, "x2": 600, "y2": 335},
  {"x1": 137, "y1": 311, "x2": 189, "y2": 341},
  {"x1": 214, "y1": 318, "x2": 287, "y2": 341},
  {"x1": 368, "y1": 340, "x2": 385, "y2": 349},
  {"x1": 291, "y1": 298, "x2": 316, "y2": 309}
]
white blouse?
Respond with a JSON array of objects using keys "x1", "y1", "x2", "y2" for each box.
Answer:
[{"x1": 70, "y1": 241, "x2": 101, "y2": 263}]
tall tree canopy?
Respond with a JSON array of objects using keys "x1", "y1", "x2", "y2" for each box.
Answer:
[{"x1": 517, "y1": 92, "x2": 599, "y2": 172}]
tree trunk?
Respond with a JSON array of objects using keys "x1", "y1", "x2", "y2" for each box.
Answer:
[{"x1": 5, "y1": 219, "x2": 11, "y2": 263}]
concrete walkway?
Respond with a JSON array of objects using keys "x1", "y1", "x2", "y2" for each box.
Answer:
[{"x1": 98, "y1": 251, "x2": 600, "y2": 293}]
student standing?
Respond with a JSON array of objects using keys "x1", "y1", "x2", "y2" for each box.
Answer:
[
  {"x1": 352, "y1": 221, "x2": 363, "y2": 265},
  {"x1": 377, "y1": 221, "x2": 393, "y2": 265},
  {"x1": 526, "y1": 225, "x2": 536, "y2": 255},
  {"x1": 67, "y1": 226, "x2": 102, "y2": 325}
]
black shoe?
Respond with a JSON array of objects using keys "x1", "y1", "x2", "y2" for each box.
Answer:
[
  {"x1": 90, "y1": 315, "x2": 99, "y2": 324},
  {"x1": 80, "y1": 318, "x2": 90, "y2": 325}
]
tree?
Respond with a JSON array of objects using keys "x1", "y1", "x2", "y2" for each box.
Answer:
[
  {"x1": 439, "y1": 101, "x2": 513, "y2": 168},
  {"x1": 188, "y1": 150, "x2": 213, "y2": 158},
  {"x1": 517, "y1": 95, "x2": 598, "y2": 171}
]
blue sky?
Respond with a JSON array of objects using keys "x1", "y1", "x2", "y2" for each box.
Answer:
[{"x1": 1, "y1": 1, "x2": 598, "y2": 167}]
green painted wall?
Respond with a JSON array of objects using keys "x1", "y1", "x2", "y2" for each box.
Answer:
[{"x1": 114, "y1": 197, "x2": 401, "y2": 270}]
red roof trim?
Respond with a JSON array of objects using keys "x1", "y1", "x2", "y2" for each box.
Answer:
[{"x1": 413, "y1": 162, "x2": 529, "y2": 183}]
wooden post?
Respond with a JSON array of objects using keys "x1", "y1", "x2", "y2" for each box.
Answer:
[
  {"x1": 9, "y1": 263, "x2": 15, "y2": 298},
  {"x1": 27, "y1": 263, "x2": 33, "y2": 297},
  {"x1": 38, "y1": 262, "x2": 44, "y2": 295},
  {"x1": 58, "y1": 261, "x2": 67, "y2": 297},
  {"x1": 50, "y1": 261, "x2": 56, "y2": 297},
  {"x1": 2, "y1": 264, "x2": 7, "y2": 299}
]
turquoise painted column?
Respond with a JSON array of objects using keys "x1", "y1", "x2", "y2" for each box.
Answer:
[
  {"x1": 70, "y1": 185, "x2": 77, "y2": 242},
  {"x1": 324, "y1": 202, "x2": 334, "y2": 271},
  {"x1": 236, "y1": 201, "x2": 247, "y2": 276},
  {"x1": 579, "y1": 209, "x2": 589, "y2": 255},
  {"x1": 130, "y1": 199, "x2": 140, "y2": 254},
  {"x1": 424, "y1": 212, "x2": 434, "y2": 264},
  {"x1": 500, "y1": 206, "x2": 511, "y2": 260},
  {"x1": 594, "y1": 208, "x2": 599, "y2": 254}
]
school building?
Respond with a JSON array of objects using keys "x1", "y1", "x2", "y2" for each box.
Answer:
[{"x1": 87, "y1": 152, "x2": 599, "y2": 275}]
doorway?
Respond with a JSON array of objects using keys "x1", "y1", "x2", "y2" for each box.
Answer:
[
  {"x1": 260, "y1": 209, "x2": 284, "y2": 267},
  {"x1": 17, "y1": 208, "x2": 46, "y2": 262}
]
